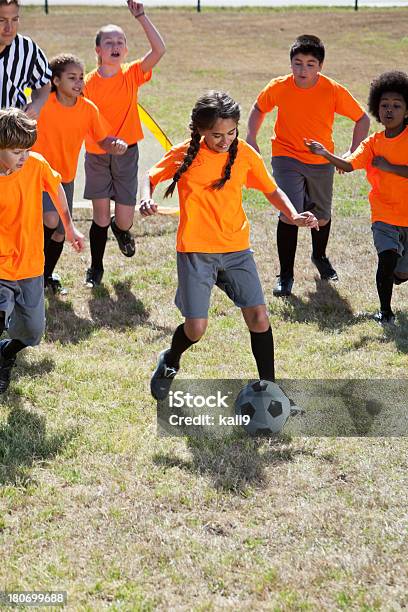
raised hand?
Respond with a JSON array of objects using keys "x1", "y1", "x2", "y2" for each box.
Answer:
[{"x1": 127, "y1": 0, "x2": 145, "y2": 18}]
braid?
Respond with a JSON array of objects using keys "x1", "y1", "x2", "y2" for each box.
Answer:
[
  {"x1": 212, "y1": 131, "x2": 239, "y2": 191},
  {"x1": 164, "y1": 131, "x2": 201, "y2": 198}
]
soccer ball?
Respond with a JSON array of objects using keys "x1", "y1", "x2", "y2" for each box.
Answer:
[{"x1": 235, "y1": 380, "x2": 301, "y2": 435}]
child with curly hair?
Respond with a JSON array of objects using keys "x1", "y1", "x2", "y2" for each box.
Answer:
[{"x1": 305, "y1": 70, "x2": 408, "y2": 325}]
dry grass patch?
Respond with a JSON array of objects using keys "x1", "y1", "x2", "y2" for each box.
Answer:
[{"x1": 1, "y1": 7, "x2": 408, "y2": 610}]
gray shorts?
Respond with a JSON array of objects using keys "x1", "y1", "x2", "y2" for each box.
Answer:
[
  {"x1": 0, "y1": 276, "x2": 45, "y2": 346},
  {"x1": 43, "y1": 181, "x2": 74, "y2": 235},
  {"x1": 372, "y1": 221, "x2": 408, "y2": 274},
  {"x1": 175, "y1": 249, "x2": 265, "y2": 319},
  {"x1": 84, "y1": 144, "x2": 139, "y2": 206},
  {"x1": 272, "y1": 155, "x2": 335, "y2": 221}
]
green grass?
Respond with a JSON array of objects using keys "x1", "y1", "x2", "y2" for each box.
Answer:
[{"x1": 1, "y1": 6, "x2": 408, "y2": 611}]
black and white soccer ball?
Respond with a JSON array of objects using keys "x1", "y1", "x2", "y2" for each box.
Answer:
[{"x1": 235, "y1": 380, "x2": 303, "y2": 435}]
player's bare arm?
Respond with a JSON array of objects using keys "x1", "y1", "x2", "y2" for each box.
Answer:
[
  {"x1": 246, "y1": 103, "x2": 265, "y2": 153},
  {"x1": 128, "y1": 1, "x2": 166, "y2": 73},
  {"x1": 24, "y1": 83, "x2": 51, "y2": 119},
  {"x1": 372, "y1": 156, "x2": 408, "y2": 178},
  {"x1": 304, "y1": 138, "x2": 354, "y2": 173},
  {"x1": 266, "y1": 188, "x2": 319, "y2": 230}
]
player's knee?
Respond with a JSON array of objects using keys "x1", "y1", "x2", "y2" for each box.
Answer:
[
  {"x1": 246, "y1": 308, "x2": 270, "y2": 332},
  {"x1": 185, "y1": 320, "x2": 207, "y2": 342},
  {"x1": 44, "y1": 212, "x2": 59, "y2": 230},
  {"x1": 0, "y1": 311, "x2": 5, "y2": 335},
  {"x1": 52, "y1": 231, "x2": 65, "y2": 243}
]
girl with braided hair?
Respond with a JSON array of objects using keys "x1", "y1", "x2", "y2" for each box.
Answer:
[{"x1": 140, "y1": 91, "x2": 318, "y2": 400}]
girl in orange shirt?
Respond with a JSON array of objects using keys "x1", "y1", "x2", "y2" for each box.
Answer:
[
  {"x1": 305, "y1": 71, "x2": 408, "y2": 325},
  {"x1": 140, "y1": 91, "x2": 318, "y2": 400},
  {"x1": 33, "y1": 53, "x2": 127, "y2": 294}
]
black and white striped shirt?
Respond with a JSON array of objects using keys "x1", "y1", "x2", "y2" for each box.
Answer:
[{"x1": 0, "y1": 34, "x2": 51, "y2": 109}]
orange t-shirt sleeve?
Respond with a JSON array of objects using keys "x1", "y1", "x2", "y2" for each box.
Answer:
[
  {"x1": 334, "y1": 83, "x2": 365, "y2": 121},
  {"x1": 41, "y1": 156, "x2": 61, "y2": 196},
  {"x1": 346, "y1": 136, "x2": 374, "y2": 170},
  {"x1": 88, "y1": 103, "x2": 111, "y2": 144},
  {"x1": 127, "y1": 60, "x2": 152, "y2": 86},
  {"x1": 149, "y1": 146, "x2": 185, "y2": 187},
  {"x1": 245, "y1": 146, "x2": 277, "y2": 192},
  {"x1": 256, "y1": 80, "x2": 278, "y2": 114}
]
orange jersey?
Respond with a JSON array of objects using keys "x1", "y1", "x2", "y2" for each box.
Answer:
[
  {"x1": 84, "y1": 60, "x2": 152, "y2": 154},
  {"x1": 0, "y1": 153, "x2": 61, "y2": 280},
  {"x1": 256, "y1": 73, "x2": 365, "y2": 164},
  {"x1": 32, "y1": 92, "x2": 110, "y2": 182},
  {"x1": 149, "y1": 139, "x2": 277, "y2": 253},
  {"x1": 347, "y1": 127, "x2": 408, "y2": 226}
]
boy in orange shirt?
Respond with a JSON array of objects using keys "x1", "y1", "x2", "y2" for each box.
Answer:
[
  {"x1": 83, "y1": 0, "x2": 165, "y2": 287},
  {"x1": 305, "y1": 71, "x2": 408, "y2": 325},
  {"x1": 140, "y1": 91, "x2": 318, "y2": 401},
  {"x1": 247, "y1": 34, "x2": 370, "y2": 297},
  {"x1": 0, "y1": 108, "x2": 84, "y2": 392}
]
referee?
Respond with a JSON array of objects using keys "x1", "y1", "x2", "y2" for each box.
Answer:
[{"x1": 0, "y1": 0, "x2": 51, "y2": 117}]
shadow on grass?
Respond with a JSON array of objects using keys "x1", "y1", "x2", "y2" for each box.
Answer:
[
  {"x1": 153, "y1": 434, "x2": 320, "y2": 494},
  {"x1": 342, "y1": 311, "x2": 408, "y2": 354},
  {"x1": 0, "y1": 398, "x2": 77, "y2": 486},
  {"x1": 46, "y1": 279, "x2": 173, "y2": 345},
  {"x1": 275, "y1": 278, "x2": 357, "y2": 331},
  {"x1": 13, "y1": 353, "x2": 55, "y2": 380}
]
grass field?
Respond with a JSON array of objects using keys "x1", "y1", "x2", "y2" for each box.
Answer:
[{"x1": 1, "y1": 6, "x2": 408, "y2": 611}]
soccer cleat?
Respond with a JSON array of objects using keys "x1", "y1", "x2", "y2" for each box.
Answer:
[
  {"x1": 85, "y1": 267, "x2": 104, "y2": 288},
  {"x1": 150, "y1": 349, "x2": 179, "y2": 401},
  {"x1": 374, "y1": 310, "x2": 396, "y2": 326},
  {"x1": 311, "y1": 255, "x2": 339, "y2": 281},
  {"x1": 45, "y1": 272, "x2": 67, "y2": 295},
  {"x1": 273, "y1": 275, "x2": 294, "y2": 297},
  {"x1": 110, "y1": 216, "x2": 135, "y2": 258},
  {"x1": 0, "y1": 340, "x2": 16, "y2": 393}
]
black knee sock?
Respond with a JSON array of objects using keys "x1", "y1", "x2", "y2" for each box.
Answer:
[
  {"x1": 1, "y1": 339, "x2": 26, "y2": 359},
  {"x1": 90, "y1": 221, "x2": 109, "y2": 270},
  {"x1": 43, "y1": 224, "x2": 55, "y2": 252},
  {"x1": 277, "y1": 220, "x2": 298, "y2": 279},
  {"x1": 44, "y1": 239, "x2": 64, "y2": 278},
  {"x1": 311, "y1": 218, "x2": 331, "y2": 259},
  {"x1": 166, "y1": 324, "x2": 198, "y2": 369},
  {"x1": 376, "y1": 250, "x2": 399, "y2": 313},
  {"x1": 250, "y1": 326, "x2": 275, "y2": 382}
]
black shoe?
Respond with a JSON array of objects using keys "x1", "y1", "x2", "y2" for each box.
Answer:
[
  {"x1": 150, "y1": 349, "x2": 179, "y2": 401},
  {"x1": 85, "y1": 267, "x2": 104, "y2": 288},
  {"x1": 0, "y1": 340, "x2": 16, "y2": 393},
  {"x1": 311, "y1": 255, "x2": 338, "y2": 281},
  {"x1": 273, "y1": 275, "x2": 294, "y2": 297},
  {"x1": 374, "y1": 310, "x2": 396, "y2": 326},
  {"x1": 110, "y1": 216, "x2": 135, "y2": 258},
  {"x1": 45, "y1": 272, "x2": 67, "y2": 295}
]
